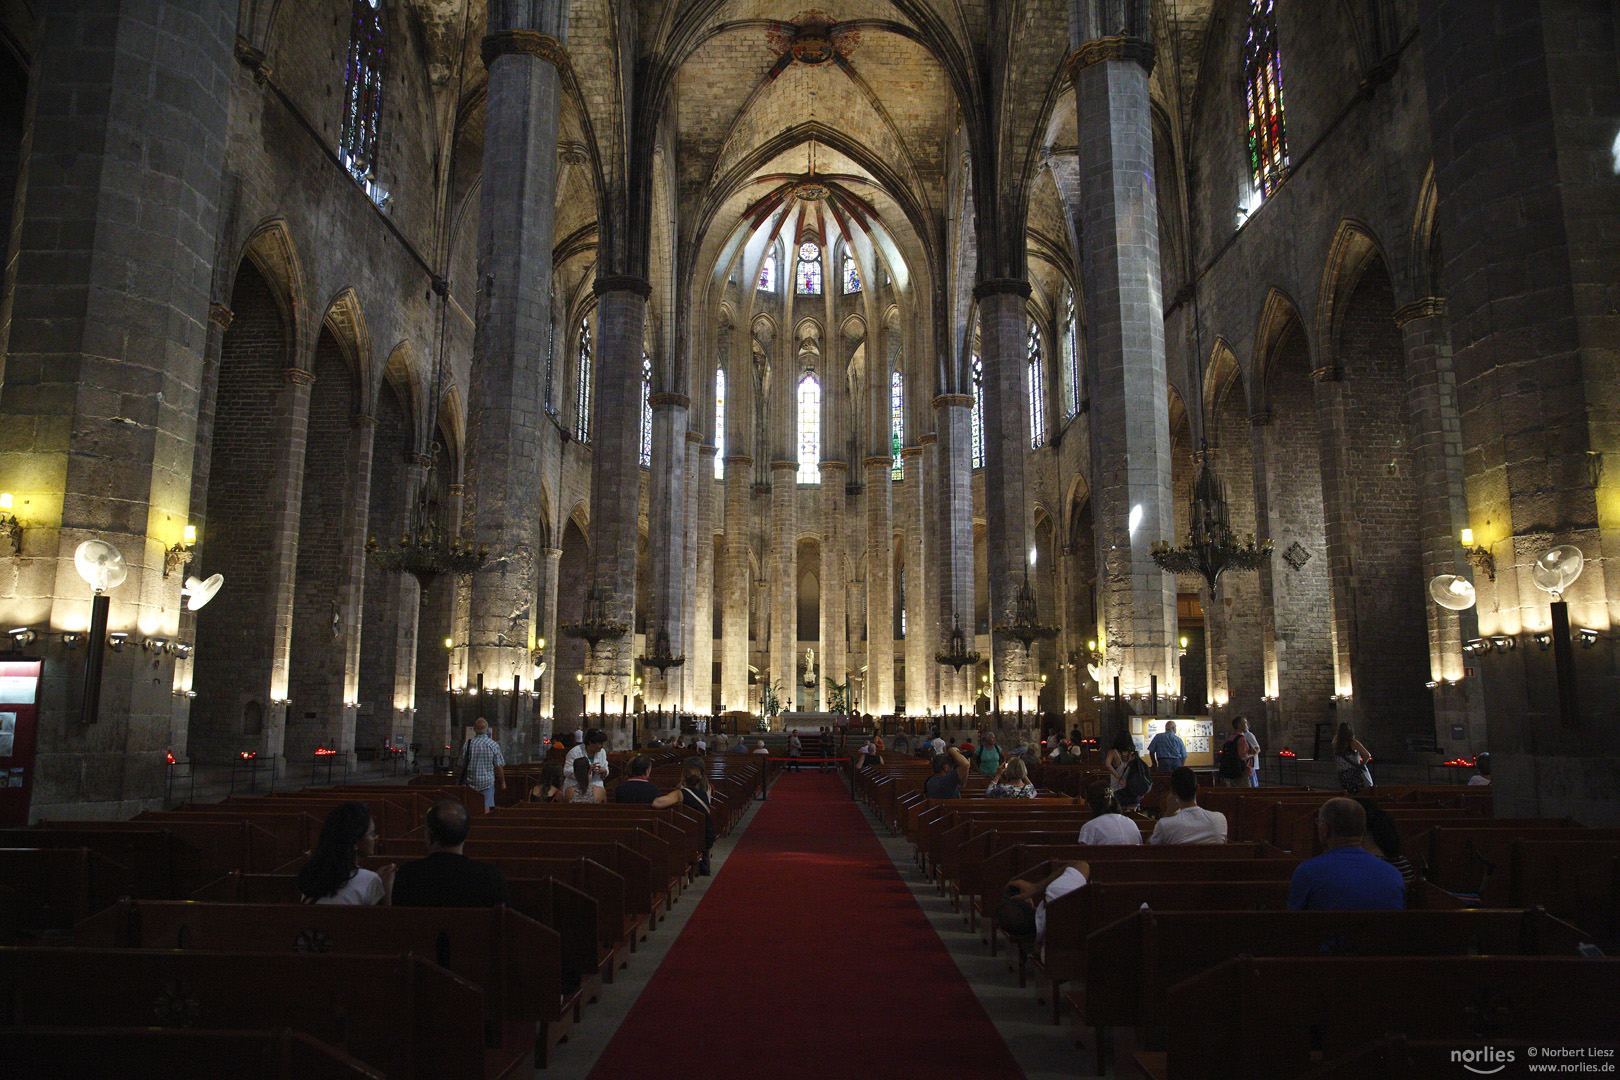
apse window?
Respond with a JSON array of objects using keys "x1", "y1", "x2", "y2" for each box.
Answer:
[
  {"x1": 797, "y1": 373, "x2": 821, "y2": 483},
  {"x1": 1062, "y1": 287, "x2": 1081, "y2": 420},
  {"x1": 340, "y1": 0, "x2": 388, "y2": 207},
  {"x1": 575, "y1": 316, "x2": 592, "y2": 443},
  {"x1": 797, "y1": 241, "x2": 823, "y2": 295},
  {"x1": 891, "y1": 371, "x2": 905, "y2": 479},
  {"x1": 1028, "y1": 323, "x2": 1046, "y2": 448},
  {"x1": 757, "y1": 254, "x2": 776, "y2": 292},
  {"x1": 1244, "y1": 0, "x2": 1289, "y2": 199},
  {"x1": 639, "y1": 352, "x2": 652, "y2": 467},
  {"x1": 714, "y1": 368, "x2": 726, "y2": 479},
  {"x1": 843, "y1": 255, "x2": 861, "y2": 294},
  {"x1": 971, "y1": 354, "x2": 985, "y2": 470}
]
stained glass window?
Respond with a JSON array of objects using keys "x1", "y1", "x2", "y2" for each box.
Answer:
[
  {"x1": 341, "y1": 0, "x2": 386, "y2": 201},
  {"x1": 890, "y1": 371, "x2": 905, "y2": 479},
  {"x1": 843, "y1": 255, "x2": 861, "y2": 294},
  {"x1": 639, "y1": 352, "x2": 652, "y2": 467},
  {"x1": 1028, "y1": 324, "x2": 1046, "y2": 449},
  {"x1": 1063, "y1": 288, "x2": 1080, "y2": 420},
  {"x1": 797, "y1": 241, "x2": 822, "y2": 295},
  {"x1": 758, "y1": 255, "x2": 776, "y2": 292},
  {"x1": 797, "y1": 373, "x2": 821, "y2": 483},
  {"x1": 575, "y1": 316, "x2": 592, "y2": 443},
  {"x1": 898, "y1": 570, "x2": 906, "y2": 638},
  {"x1": 970, "y1": 354, "x2": 985, "y2": 470},
  {"x1": 714, "y1": 368, "x2": 726, "y2": 479},
  {"x1": 1245, "y1": 0, "x2": 1288, "y2": 198}
]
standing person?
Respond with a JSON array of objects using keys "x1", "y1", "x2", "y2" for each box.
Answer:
[
  {"x1": 1111, "y1": 734, "x2": 1152, "y2": 809},
  {"x1": 1217, "y1": 718, "x2": 1257, "y2": 787},
  {"x1": 1148, "y1": 767, "x2": 1229, "y2": 844},
  {"x1": 680, "y1": 765, "x2": 717, "y2": 875},
  {"x1": 297, "y1": 802, "x2": 394, "y2": 905},
  {"x1": 1237, "y1": 715, "x2": 1261, "y2": 787},
  {"x1": 1333, "y1": 722, "x2": 1374, "y2": 793},
  {"x1": 392, "y1": 799, "x2": 510, "y2": 908},
  {"x1": 1287, "y1": 798, "x2": 1404, "y2": 911},
  {"x1": 563, "y1": 728, "x2": 609, "y2": 794},
  {"x1": 1077, "y1": 780, "x2": 1142, "y2": 845},
  {"x1": 788, "y1": 729, "x2": 802, "y2": 771},
  {"x1": 1146, "y1": 721, "x2": 1187, "y2": 774},
  {"x1": 459, "y1": 718, "x2": 507, "y2": 810},
  {"x1": 973, "y1": 731, "x2": 1003, "y2": 779}
]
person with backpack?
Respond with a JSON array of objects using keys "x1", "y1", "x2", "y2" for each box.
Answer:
[
  {"x1": 972, "y1": 731, "x2": 1003, "y2": 778},
  {"x1": 1218, "y1": 716, "x2": 1259, "y2": 787},
  {"x1": 1110, "y1": 733, "x2": 1152, "y2": 809}
]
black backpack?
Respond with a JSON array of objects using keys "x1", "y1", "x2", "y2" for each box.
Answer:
[
  {"x1": 1123, "y1": 754, "x2": 1151, "y2": 799},
  {"x1": 1217, "y1": 736, "x2": 1244, "y2": 779}
]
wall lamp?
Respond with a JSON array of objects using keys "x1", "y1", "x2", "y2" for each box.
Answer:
[
  {"x1": 1577, "y1": 628, "x2": 1602, "y2": 649},
  {"x1": 1489, "y1": 635, "x2": 1516, "y2": 653},
  {"x1": 1534, "y1": 632, "x2": 1553, "y2": 651},
  {"x1": 143, "y1": 637, "x2": 168, "y2": 655},
  {"x1": 164, "y1": 525, "x2": 196, "y2": 578},
  {"x1": 0, "y1": 494, "x2": 21, "y2": 554},
  {"x1": 60, "y1": 631, "x2": 83, "y2": 648},
  {"x1": 1460, "y1": 528, "x2": 1495, "y2": 581},
  {"x1": 1462, "y1": 638, "x2": 1489, "y2": 657}
]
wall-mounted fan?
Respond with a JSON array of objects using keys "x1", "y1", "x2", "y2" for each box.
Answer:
[
  {"x1": 1428, "y1": 574, "x2": 1477, "y2": 611},
  {"x1": 182, "y1": 574, "x2": 224, "y2": 611},
  {"x1": 74, "y1": 539, "x2": 127, "y2": 594},
  {"x1": 1531, "y1": 545, "x2": 1584, "y2": 598}
]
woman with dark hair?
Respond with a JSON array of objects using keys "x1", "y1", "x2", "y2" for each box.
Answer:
[
  {"x1": 1334, "y1": 722, "x2": 1374, "y2": 793},
  {"x1": 1357, "y1": 797, "x2": 1418, "y2": 887},
  {"x1": 529, "y1": 762, "x2": 565, "y2": 803},
  {"x1": 568, "y1": 755, "x2": 607, "y2": 803},
  {"x1": 680, "y1": 763, "x2": 717, "y2": 875},
  {"x1": 1104, "y1": 728, "x2": 1135, "y2": 791},
  {"x1": 298, "y1": 801, "x2": 393, "y2": 905}
]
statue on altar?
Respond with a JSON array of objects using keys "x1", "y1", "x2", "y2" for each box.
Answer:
[{"x1": 802, "y1": 647, "x2": 816, "y2": 687}]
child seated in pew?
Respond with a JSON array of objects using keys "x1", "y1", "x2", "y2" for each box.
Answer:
[{"x1": 297, "y1": 802, "x2": 394, "y2": 906}]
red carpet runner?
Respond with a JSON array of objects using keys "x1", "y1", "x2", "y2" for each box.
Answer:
[{"x1": 586, "y1": 772, "x2": 1026, "y2": 1080}]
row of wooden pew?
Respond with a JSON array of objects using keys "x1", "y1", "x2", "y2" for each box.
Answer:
[
  {"x1": 1, "y1": 748, "x2": 769, "y2": 1078},
  {"x1": 852, "y1": 757, "x2": 1617, "y2": 1079}
]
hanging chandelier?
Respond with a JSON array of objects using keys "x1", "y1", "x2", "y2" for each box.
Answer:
[
  {"x1": 637, "y1": 626, "x2": 685, "y2": 673},
  {"x1": 935, "y1": 612, "x2": 982, "y2": 671},
  {"x1": 993, "y1": 569, "x2": 1059, "y2": 653},
  {"x1": 1151, "y1": 459, "x2": 1271, "y2": 592},
  {"x1": 365, "y1": 450, "x2": 488, "y2": 590},
  {"x1": 563, "y1": 582, "x2": 629, "y2": 650}
]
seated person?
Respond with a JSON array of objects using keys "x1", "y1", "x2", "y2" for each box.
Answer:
[
  {"x1": 568, "y1": 756, "x2": 607, "y2": 803},
  {"x1": 297, "y1": 801, "x2": 394, "y2": 905},
  {"x1": 528, "y1": 761, "x2": 566, "y2": 803},
  {"x1": 924, "y1": 745, "x2": 970, "y2": 798},
  {"x1": 1287, "y1": 797, "x2": 1405, "y2": 911},
  {"x1": 392, "y1": 798, "x2": 510, "y2": 907},
  {"x1": 613, "y1": 754, "x2": 684, "y2": 808},
  {"x1": 1077, "y1": 780, "x2": 1142, "y2": 845},
  {"x1": 995, "y1": 859, "x2": 1091, "y2": 952},
  {"x1": 1148, "y1": 767, "x2": 1229, "y2": 844},
  {"x1": 985, "y1": 756, "x2": 1037, "y2": 798},
  {"x1": 1357, "y1": 797, "x2": 1419, "y2": 887},
  {"x1": 1468, "y1": 751, "x2": 1491, "y2": 786}
]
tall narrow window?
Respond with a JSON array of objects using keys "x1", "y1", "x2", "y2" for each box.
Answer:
[
  {"x1": 575, "y1": 316, "x2": 592, "y2": 443},
  {"x1": 757, "y1": 254, "x2": 776, "y2": 292},
  {"x1": 970, "y1": 354, "x2": 985, "y2": 470},
  {"x1": 890, "y1": 370, "x2": 905, "y2": 479},
  {"x1": 1245, "y1": 0, "x2": 1288, "y2": 198},
  {"x1": 341, "y1": 0, "x2": 386, "y2": 203},
  {"x1": 544, "y1": 286, "x2": 556, "y2": 415},
  {"x1": 796, "y1": 241, "x2": 823, "y2": 295},
  {"x1": 1062, "y1": 287, "x2": 1080, "y2": 420},
  {"x1": 843, "y1": 254, "x2": 861, "y2": 294},
  {"x1": 639, "y1": 352, "x2": 653, "y2": 467},
  {"x1": 897, "y1": 570, "x2": 906, "y2": 638},
  {"x1": 797, "y1": 373, "x2": 821, "y2": 483},
  {"x1": 1028, "y1": 324, "x2": 1046, "y2": 449},
  {"x1": 714, "y1": 368, "x2": 726, "y2": 480}
]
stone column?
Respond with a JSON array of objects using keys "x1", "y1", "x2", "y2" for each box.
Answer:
[
  {"x1": 769, "y1": 460, "x2": 797, "y2": 720},
  {"x1": 537, "y1": 546, "x2": 562, "y2": 719},
  {"x1": 333, "y1": 412, "x2": 378, "y2": 755},
  {"x1": 646, "y1": 392, "x2": 689, "y2": 712},
  {"x1": 934, "y1": 395, "x2": 977, "y2": 715},
  {"x1": 680, "y1": 430, "x2": 700, "y2": 714},
  {"x1": 691, "y1": 438, "x2": 716, "y2": 716},
  {"x1": 1071, "y1": 37, "x2": 1177, "y2": 705},
  {"x1": 721, "y1": 458, "x2": 753, "y2": 713},
  {"x1": 975, "y1": 282, "x2": 1036, "y2": 713},
  {"x1": 0, "y1": 0, "x2": 233, "y2": 812},
  {"x1": 1309, "y1": 370, "x2": 1359, "y2": 715},
  {"x1": 262, "y1": 364, "x2": 318, "y2": 765},
  {"x1": 919, "y1": 432, "x2": 941, "y2": 715},
  {"x1": 864, "y1": 455, "x2": 894, "y2": 715},
  {"x1": 584, "y1": 280, "x2": 649, "y2": 715},
  {"x1": 819, "y1": 460, "x2": 848, "y2": 697},
  {"x1": 901, "y1": 446, "x2": 928, "y2": 713},
  {"x1": 1396, "y1": 298, "x2": 1482, "y2": 749},
  {"x1": 463, "y1": 22, "x2": 566, "y2": 699}
]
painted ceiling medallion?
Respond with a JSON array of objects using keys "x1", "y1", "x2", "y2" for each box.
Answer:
[
  {"x1": 795, "y1": 180, "x2": 830, "y2": 201},
  {"x1": 767, "y1": 11, "x2": 859, "y2": 63},
  {"x1": 791, "y1": 25, "x2": 835, "y2": 64}
]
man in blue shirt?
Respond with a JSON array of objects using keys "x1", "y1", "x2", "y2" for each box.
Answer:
[
  {"x1": 1146, "y1": 721, "x2": 1187, "y2": 773},
  {"x1": 1288, "y1": 797, "x2": 1406, "y2": 911}
]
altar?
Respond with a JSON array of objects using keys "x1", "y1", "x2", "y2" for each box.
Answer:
[{"x1": 775, "y1": 711, "x2": 848, "y2": 731}]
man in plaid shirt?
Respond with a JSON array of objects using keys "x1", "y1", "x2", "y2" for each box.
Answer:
[{"x1": 460, "y1": 718, "x2": 507, "y2": 809}]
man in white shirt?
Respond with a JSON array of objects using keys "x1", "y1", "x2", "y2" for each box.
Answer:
[
  {"x1": 996, "y1": 860, "x2": 1090, "y2": 950},
  {"x1": 1077, "y1": 780, "x2": 1143, "y2": 845},
  {"x1": 930, "y1": 733, "x2": 946, "y2": 757},
  {"x1": 1149, "y1": 767, "x2": 1229, "y2": 844},
  {"x1": 563, "y1": 728, "x2": 609, "y2": 792},
  {"x1": 1468, "y1": 751, "x2": 1491, "y2": 786}
]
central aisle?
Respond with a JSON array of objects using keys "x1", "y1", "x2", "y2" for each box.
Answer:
[{"x1": 585, "y1": 771, "x2": 1026, "y2": 1080}]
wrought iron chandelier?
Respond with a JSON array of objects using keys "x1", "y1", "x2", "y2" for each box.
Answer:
[
  {"x1": 935, "y1": 612, "x2": 983, "y2": 671},
  {"x1": 993, "y1": 569, "x2": 1059, "y2": 653},
  {"x1": 563, "y1": 582, "x2": 629, "y2": 650},
  {"x1": 1151, "y1": 459, "x2": 1271, "y2": 592},
  {"x1": 637, "y1": 626, "x2": 685, "y2": 673},
  {"x1": 365, "y1": 448, "x2": 488, "y2": 590}
]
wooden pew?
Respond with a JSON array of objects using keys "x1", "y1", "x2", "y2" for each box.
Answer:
[
  {"x1": 1081, "y1": 907, "x2": 1593, "y2": 1073},
  {"x1": 1418, "y1": 825, "x2": 1620, "y2": 899},
  {"x1": 0, "y1": 947, "x2": 520, "y2": 1080},
  {"x1": 38, "y1": 817, "x2": 294, "y2": 876},
  {"x1": 0, "y1": 828, "x2": 216, "y2": 900},
  {"x1": 457, "y1": 833, "x2": 669, "y2": 926},
  {"x1": 7, "y1": 1027, "x2": 386, "y2": 1080},
  {"x1": 1507, "y1": 838, "x2": 1620, "y2": 929},
  {"x1": 133, "y1": 810, "x2": 320, "y2": 868},
  {"x1": 76, "y1": 899, "x2": 574, "y2": 1068},
  {"x1": 1133, "y1": 956, "x2": 1620, "y2": 1080},
  {"x1": 0, "y1": 847, "x2": 135, "y2": 937}
]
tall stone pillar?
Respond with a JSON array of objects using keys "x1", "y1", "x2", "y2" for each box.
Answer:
[
  {"x1": 919, "y1": 432, "x2": 941, "y2": 715},
  {"x1": 934, "y1": 395, "x2": 977, "y2": 715},
  {"x1": 1309, "y1": 371, "x2": 1358, "y2": 711},
  {"x1": 864, "y1": 455, "x2": 894, "y2": 715},
  {"x1": 1396, "y1": 298, "x2": 1481, "y2": 749},
  {"x1": 819, "y1": 461, "x2": 847, "y2": 697},
  {"x1": 584, "y1": 280, "x2": 649, "y2": 714},
  {"x1": 332, "y1": 413, "x2": 378, "y2": 755},
  {"x1": 646, "y1": 392, "x2": 689, "y2": 712},
  {"x1": 769, "y1": 461, "x2": 797, "y2": 718},
  {"x1": 1071, "y1": 36, "x2": 1177, "y2": 704},
  {"x1": 464, "y1": 22, "x2": 566, "y2": 697},
  {"x1": 0, "y1": 0, "x2": 233, "y2": 812},
  {"x1": 1420, "y1": 0, "x2": 1620, "y2": 821},
  {"x1": 975, "y1": 283, "x2": 1036, "y2": 712},
  {"x1": 690, "y1": 438, "x2": 716, "y2": 716},
  {"x1": 537, "y1": 546, "x2": 562, "y2": 719},
  {"x1": 721, "y1": 459, "x2": 753, "y2": 713},
  {"x1": 901, "y1": 446, "x2": 928, "y2": 713}
]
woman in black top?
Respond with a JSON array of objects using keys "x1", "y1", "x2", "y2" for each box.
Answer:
[{"x1": 681, "y1": 764, "x2": 717, "y2": 875}]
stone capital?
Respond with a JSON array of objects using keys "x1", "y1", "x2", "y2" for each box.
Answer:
[
  {"x1": 900, "y1": 446, "x2": 923, "y2": 460},
  {"x1": 819, "y1": 459, "x2": 848, "y2": 473},
  {"x1": 1309, "y1": 365, "x2": 1341, "y2": 384},
  {"x1": 1393, "y1": 296, "x2": 1447, "y2": 328},
  {"x1": 1067, "y1": 37, "x2": 1156, "y2": 80},
  {"x1": 933, "y1": 393, "x2": 975, "y2": 409},
  {"x1": 1249, "y1": 411, "x2": 1272, "y2": 428},
  {"x1": 351, "y1": 412, "x2": 375, "y2": 428},
  {"x1": 448, "y1": 484, "x2": 465, "y2": 496},
  {"x1": 862, "y1": 455, "x2": 892, "y2": 468},
  {"x1": 481, "y1": 30, "x2": 570, "y2": 71},
  {"x1": 723, "y1": 455, "x2": 754, "y2": 467},
  {"x1": 406, "y1": 451, "x2": 434, "y2": 467},
  {"x1": 282, "y1": 367, "x2": 314, "y2": 386},
  {"x1": 972, "y1": 278, "x2": 1032, "y2": 301},
  {"x1": 919, "y1": 432, "x2": 937, "y2": 446},
  {"x1": 699, "y1": 444, "x2": 717, "y2": 455},
  {"x1": 647, "y1": 392, "x2": 690, "y2": 409},
  {"x1": 769, "y1": 460, "x2": 798, "y2": 473},
  {"x1": 593, "y1": 274, "x2": 652, "y2": 299},
  {"x1": 208, "y1": 302, "x2": 234, "y2": 329},
  {"x1": 544, "y1": 547, "x2": 563, "y2": 560},
  {"x1": 685, "y1": 430, "x2": 704, "y2": 443}
]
